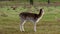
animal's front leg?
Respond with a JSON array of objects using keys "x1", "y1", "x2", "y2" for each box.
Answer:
[{"x1": 34, "y1": 23, "x2": 36, "y2": 32}]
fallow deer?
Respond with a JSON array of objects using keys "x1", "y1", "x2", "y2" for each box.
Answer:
[{"x1": 19, "y1": 8, "x2": 44, "y2": 32}]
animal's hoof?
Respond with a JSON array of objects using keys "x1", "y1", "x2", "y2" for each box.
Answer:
[
  {"x1": 34, "y1": 30, "x2": 36, "y2": 32},
  {"x1": 20, "y1": 31, "x2": 25, "y2": 32}
]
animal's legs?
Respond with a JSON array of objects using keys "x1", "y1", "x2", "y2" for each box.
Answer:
[{"x1": 20, "y1": 20, "x2": 26, "y2": 32}]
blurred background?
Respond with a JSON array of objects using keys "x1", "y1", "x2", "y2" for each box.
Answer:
[{"x1": 0, "y1": 0, "x2": 60, "y2": 34}]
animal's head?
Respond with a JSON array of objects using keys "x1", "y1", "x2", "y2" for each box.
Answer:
[
  {"x1": 40, "y1": 8, "x2": 44, "y2": 11},
  {"x1": 39, "y1": 8, "x2": 44, "y2": 15},
  {"x1": 40, "y1": 8, "x2": 44, "y2": 12}
]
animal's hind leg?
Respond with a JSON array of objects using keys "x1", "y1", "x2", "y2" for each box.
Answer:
[{"x1": 20, "y1": 19, "x2": 26, "y2": 32}]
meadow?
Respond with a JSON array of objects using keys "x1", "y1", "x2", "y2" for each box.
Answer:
[{"x1": 0, "y1": 1, "x2": 60, "y2": 34}]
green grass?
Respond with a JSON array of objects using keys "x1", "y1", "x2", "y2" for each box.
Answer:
[{"x1": 0, "y1": 6, "x2": 60, "y2": 34}]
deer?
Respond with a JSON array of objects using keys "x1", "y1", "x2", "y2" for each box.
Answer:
[{"x1": 19, "y1": 8, "x2": 44, "y2": 32}]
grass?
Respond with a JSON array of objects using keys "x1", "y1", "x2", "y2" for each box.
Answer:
[{"x1": 0, "y1": 6, "x2": 60, "y2": 34}]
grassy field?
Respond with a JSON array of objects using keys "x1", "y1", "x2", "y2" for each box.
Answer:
[{"x1": 0, "y1": 5, "x2": 60, "y2": 34}]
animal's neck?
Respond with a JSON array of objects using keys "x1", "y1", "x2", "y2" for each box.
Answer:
[{"x1": 38, "y1": 9, "x2": 43, "y2": 17}]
